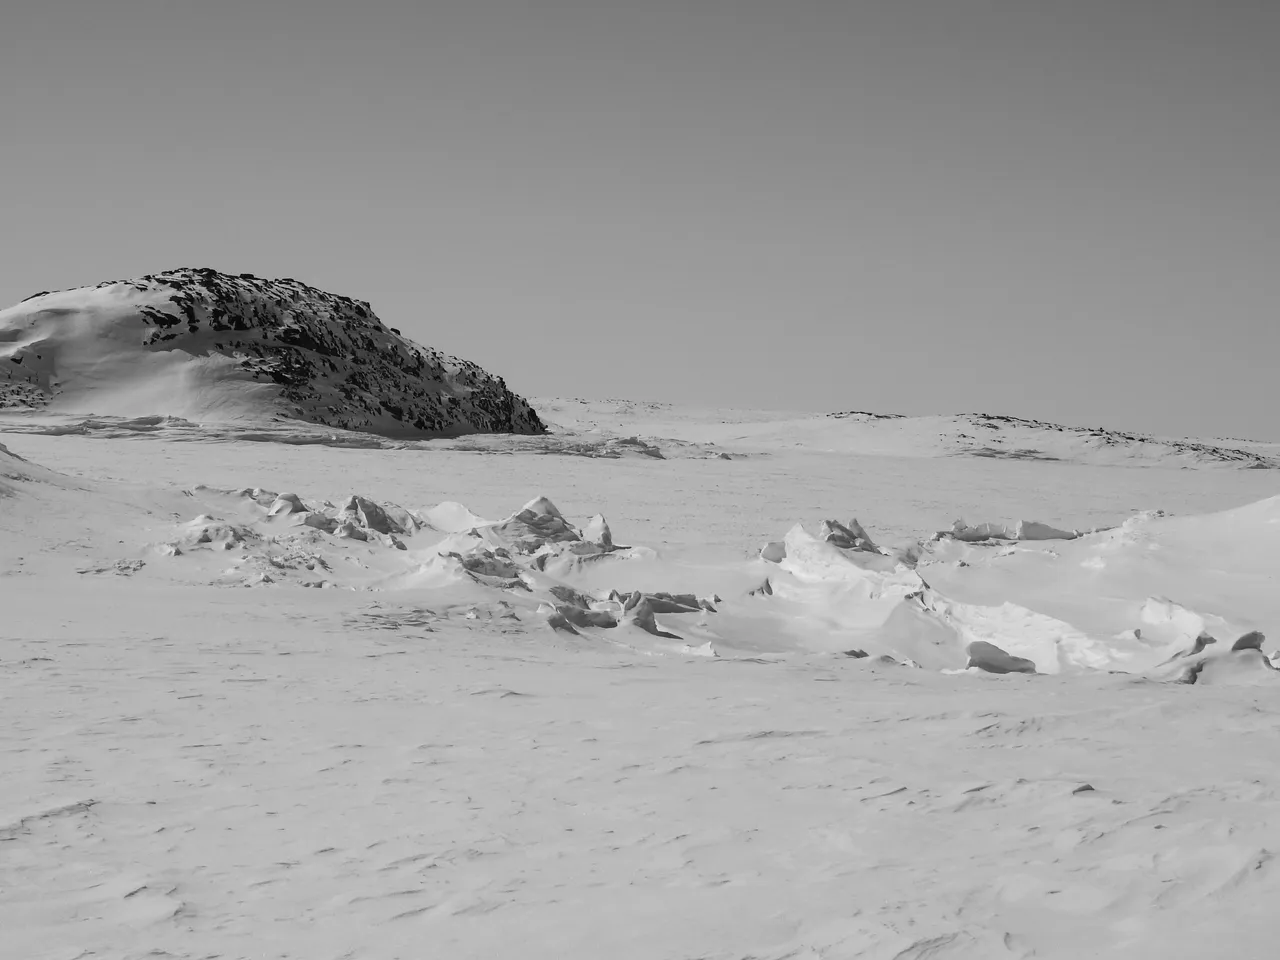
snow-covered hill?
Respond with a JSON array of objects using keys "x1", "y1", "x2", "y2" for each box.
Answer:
[
  {"x1": 537, "y1": 398, "x2": 1279, "y2": 468},
  {"x1": 0, "y1": 268, "x2": 544, "y2": 437}
]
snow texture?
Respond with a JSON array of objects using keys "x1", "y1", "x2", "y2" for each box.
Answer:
[{"x1": 3, "y1": 396, "x2": 1280, "y2": 960}]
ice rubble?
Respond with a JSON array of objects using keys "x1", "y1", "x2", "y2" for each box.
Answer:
[
  {"x1": 755, "y1": 498, "x2": 1279, "y2": 680},
  {"x1": 127, "y1": 466, "x2": 1280, "y2": 681},
  {"x1": 151, "y1": 487, "x2": 718, "y2": 654},
  {"x1": 934, "y1": 518, "x2": 1084, "y2": 542}
]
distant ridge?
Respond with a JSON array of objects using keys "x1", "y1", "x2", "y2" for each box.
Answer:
[
  {"x1": 823, "y1": 410, "x2": 1275, "y2": 467},
  {"x1": 534, "y1": 399, "x2": 1279, "y2": 469},
  {"x1": 0, "y1": 268, "x2": 545, "y2": 438}
]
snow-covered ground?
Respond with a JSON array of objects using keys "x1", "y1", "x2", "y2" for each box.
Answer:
[{"x1": 2, "y1": 400, "x2": 1278, "y2": 959}]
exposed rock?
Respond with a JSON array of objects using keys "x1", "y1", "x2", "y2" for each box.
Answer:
[{"x1": 0, "y1": 268, "x2": 544, "y2": 438}]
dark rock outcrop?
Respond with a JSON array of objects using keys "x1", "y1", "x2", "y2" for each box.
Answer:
[{"x1": 0, "y1": 268, "x2": 544, "y2": 438}]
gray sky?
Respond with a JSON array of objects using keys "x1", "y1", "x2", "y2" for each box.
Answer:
[{"x1": 1, "y1": 0, "x2": 1276, "y2": 439}]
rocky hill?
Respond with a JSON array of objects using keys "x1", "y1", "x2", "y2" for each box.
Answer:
[{"x1": 0, "y1": 268, "x2": 544, "y2": 437}]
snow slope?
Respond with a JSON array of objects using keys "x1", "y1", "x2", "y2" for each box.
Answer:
[{"x1": 0, "y1": 268, "x2": 544, "y2": 437}]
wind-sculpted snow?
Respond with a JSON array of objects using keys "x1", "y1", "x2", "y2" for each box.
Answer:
[
  {"x1": 0, "y1": 268, "x2": 544, "y2": 437},
  {"x1": 85, "y1": 464, "x2": 1272, "y2": 681},
  {"x1": 137, "y1": 486, "x2": 722, "y2": 656},
  {"x1": 6, "y1": 432, "x2": 1280, "y2": 958},
  {"x1": 6, "y1": 436, "x2": 1275, "y2": 679},
  {"x1": 752, "y1": 500, "x2": 1279, "y2": 679}
]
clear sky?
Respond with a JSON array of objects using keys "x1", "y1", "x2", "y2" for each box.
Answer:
[{"x1": 1, "y1": 0, "x2": 1276, "y2": 439}]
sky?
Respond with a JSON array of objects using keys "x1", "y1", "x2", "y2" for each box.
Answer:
[{"x1": 1, "y1": 0, "x2": 1276, "y2": 439}]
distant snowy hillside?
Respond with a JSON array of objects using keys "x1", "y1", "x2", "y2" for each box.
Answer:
[
  {"x1": 0, "y1": 268, "x2": 544, "y2": 437},
  {"x1": 537, "y1": 399, "x2": 1279, "y2": 468}
]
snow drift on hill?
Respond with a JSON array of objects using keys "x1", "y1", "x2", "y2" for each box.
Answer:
[{"x1": 0, "y1": 268, "x2": 544, "y2": 437}]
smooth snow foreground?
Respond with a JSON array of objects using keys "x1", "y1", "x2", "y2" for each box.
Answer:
[{"x1": 2, "y1": 422, "x2": 1278, "y2": 959}]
